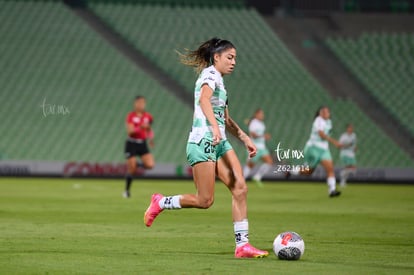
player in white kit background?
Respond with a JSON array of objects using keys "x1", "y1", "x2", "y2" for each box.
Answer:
[
  {"x1": 288, "y1": 106, "x2": 342, "y2": 197},
  {"x1": 243, "y1": 109, "x2": 273, "y2": 185},
  {"x1": 338, "y1": 124, "x2": 357, "y2": 186}
]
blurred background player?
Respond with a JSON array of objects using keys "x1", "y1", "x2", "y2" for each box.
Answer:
[
  {"x1": 144, "y1": 38, "x2": 268, "y2": 258},
  {"x1": 288, "y1": 106, "x2": 342, "y2": 197},
  {"x1": 243, "y1": 109, "x2": 273, "y2": 185},
  {"x1": 124, "y1": 96, "x2": 155, "y2": 198},
  {"x1": 339, "y1": 123, "x2": 357, "y2": 186}
]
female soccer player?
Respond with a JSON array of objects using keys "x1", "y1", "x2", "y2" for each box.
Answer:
[
  {"x1": 144, "y1": 38, "x2": 268, "y2": 258},
  {"x1": 124, "y1": 96, "x2": 155, "y2": 198},
  {"x1": 339, "y1": 123, "x2": 357, "y2": 186},
  {"x1": 289, "y1": 106, "x2": 342, "y2": 197},
  {"x1": 243, "y1": 109, "x2": 273, "y2": 184}
]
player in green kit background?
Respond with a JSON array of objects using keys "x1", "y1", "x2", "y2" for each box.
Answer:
[
  {"x1": 288, "y1": 106, "x2": 342, "y2": 197},
  {"x1": 144, "y1": 38, "x2": 268, "y2": 258},
  {"x1": 243, "y1": 109, "x2": 273, "y2": 185},
  {"x1": 339, "y1": 123, "x2": 357, "y2": 186}
]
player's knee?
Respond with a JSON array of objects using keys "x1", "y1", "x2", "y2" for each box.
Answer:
[
  {"x1": 198, "y1": 197, "x2": 214, "y2": 209},
  {"x1": 263, "y1": 155, "x2": 273, "y2": 165},
  {"x1": 144, "y1": 162, "x2": 155, "y2": 170},
  {"x1": 127, "y1": 162, "x2": 136, "y2": 174},
  {"x1": 232, "y1": 181, "x2": 248, "y2": 200}
]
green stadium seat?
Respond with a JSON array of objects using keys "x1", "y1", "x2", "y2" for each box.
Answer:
[{"x1": 326, "y1": 32, "x2": 414, "y2": 137}]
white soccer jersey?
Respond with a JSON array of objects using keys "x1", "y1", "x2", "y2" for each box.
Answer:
[
  {"x1": 339, "y1": 132, "x2": 357, "y2": 158},
  {"x1": 188, "y1": 65, "x2": 227, "y2": 143},
  {"x1": 249, "y1": 118, "x2": 266, "y2": 149},
  {"x1": 306, "y1": 116, "x2": 332, "y2": 150}
]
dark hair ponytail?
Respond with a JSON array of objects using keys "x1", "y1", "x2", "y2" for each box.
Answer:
[{"x1": 178, "y1": 37, "x2": 236, "y2": 73}]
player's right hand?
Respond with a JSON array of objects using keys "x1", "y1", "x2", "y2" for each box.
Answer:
[{"x1": 212, "y1": 126, "x2": 222, "y2": 146}]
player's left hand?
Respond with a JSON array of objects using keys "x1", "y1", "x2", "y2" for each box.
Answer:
[{"x1": 245, "y1": 138, "x2": 257, "y2": 158}]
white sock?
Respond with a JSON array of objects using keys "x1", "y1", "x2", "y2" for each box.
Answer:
[
  {"x1": 340, "y1": 170, "x2": 346, "y2": 184},
  {"x1": 340, "y1": 169, "x2": 345, "y2": 179},
  {"x1": 234, "y1": 219, "x2": 249, "y2": 247},
  {"x1": 253, "y1": 163, "x2": 272, "y2": 180},
  {"x1": 340, "y1": 168, "x2": 356, "y2": 184},
  {"x1": 327, "y1": 177, "x2": 336, "y2": 193},
  {"x1": 243, "y1": 165, "x2": 251, "y2": 179},
  {"x1": 340, "y1": 169, "x2": 350, "y2": 183},
  {"x1": 159, "y1": 195, "x2": 182, "y2": 209}
]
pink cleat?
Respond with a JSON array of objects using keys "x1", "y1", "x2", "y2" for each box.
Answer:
[
  {"x1": 235, "y1": 243, "x2": 269, "y2": 258},
  {"x1": 144, "y1": 193, "x2": 164, "y2": 227}
]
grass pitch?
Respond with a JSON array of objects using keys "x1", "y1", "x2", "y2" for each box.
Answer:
[{"x1": 0, "y1": 178, "x2": 413, "y2": 274}]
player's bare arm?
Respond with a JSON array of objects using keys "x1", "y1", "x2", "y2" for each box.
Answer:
[
  {"x1": 318, "y1": 130, "x2": 342, "y2": 148},
  {"x1": 250, "y1": 131, "x2": 271, "y2": 140},
  {"x1": 200, "y1": 84, "x2": 221, "y2": 145},
  {"x1": 249, "y1": 131, "x2": 260, "y2": 139},
  {"x1": 342, "y1": 141, "x2": 355, "y2": 150},
  {"x1": 225, "y1": 109, "x2": 257, "y2": 158},
  {"x1": 224, "y1": 108, "x2": 247, "y2": 140},
  {"x1": 126, "y1": 122, "x2": 135, "y2": 135}
]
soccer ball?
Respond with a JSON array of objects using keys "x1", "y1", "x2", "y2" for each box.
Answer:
[{"x1": 273, "y1": 231, "x2": 305, "y2": 260}]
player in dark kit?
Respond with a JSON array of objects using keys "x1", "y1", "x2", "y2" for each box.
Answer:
[{"x1": 124, "y1": 96, "x2": 155, "y2": 198}]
